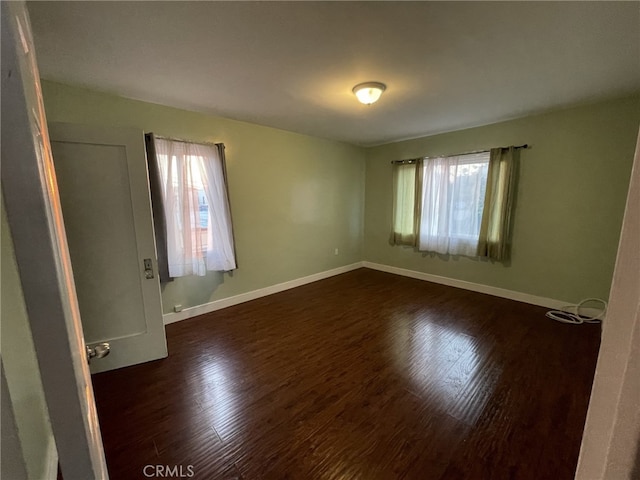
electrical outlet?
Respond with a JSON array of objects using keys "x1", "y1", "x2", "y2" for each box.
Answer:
[{"x1": 334, "y1": 248, "x2": 339, "y2": 255}]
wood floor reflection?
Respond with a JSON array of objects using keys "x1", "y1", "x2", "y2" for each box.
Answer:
[{"x1": 91, "y1": 268, "x2": 601, "y2": 479}]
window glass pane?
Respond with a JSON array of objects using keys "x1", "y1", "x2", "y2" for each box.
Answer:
[{"x1": 448, "y1": 158, "x2": 489, "y2": 239}]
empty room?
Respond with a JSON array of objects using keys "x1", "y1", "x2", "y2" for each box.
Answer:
[{"x1": 2, "y1": 1, "x2": 640, "y2": 479}]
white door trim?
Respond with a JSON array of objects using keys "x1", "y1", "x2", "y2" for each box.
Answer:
[
  {"x1": 574, "y1": 129, "x2": 640, "y2": 479},
  {"x1": 1, "y1": 2, "x2": 107, "y2": 478}
]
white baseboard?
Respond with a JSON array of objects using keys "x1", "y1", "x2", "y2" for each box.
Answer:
[
  {"x1": 163, "y1": 262, "x2": 364, "y2": 324},
  {"x1": 362, "y1": 261, "x2": 571, "y2": 310},
  {"x1": 163, "y1": 260, "x2": 580, "y2": 326}
]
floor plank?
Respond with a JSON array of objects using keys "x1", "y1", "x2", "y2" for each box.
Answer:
[{"x1": 91, "y1": 268, "x2": 600, "y2": 479}]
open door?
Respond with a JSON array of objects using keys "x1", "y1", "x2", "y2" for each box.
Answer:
[
  {"x1": 49, "y1": 123, "x2": 167, "y2": 373},
  {"x1": 2, "y1": 2, "x2": 108, "y2": 477}
]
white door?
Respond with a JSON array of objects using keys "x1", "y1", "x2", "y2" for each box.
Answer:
[
  {"x1": 49, "y1": 123, "x2": 167, "y2": 373},
  {"x1": 3, "y1": 2, "x2": 108, "y2": 477}
]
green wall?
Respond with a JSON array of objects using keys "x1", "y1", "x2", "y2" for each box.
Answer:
[
  {"x1": 364, "y1": 95, "x2": 640, "y2": 303},
  {"x1": 41, "y1": 81, "x2": 366, "y2": 314},
  {"x1": 41, "y1": 80, "x2": 639, "y2": 309}
]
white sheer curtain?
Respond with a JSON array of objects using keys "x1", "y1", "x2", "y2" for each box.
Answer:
[
  {"x1": 155, "y1": 138, "x2": 236, "y2": 277},
  {"x1": 418, "y1": 152, "x2": 489, "y2": 256}
]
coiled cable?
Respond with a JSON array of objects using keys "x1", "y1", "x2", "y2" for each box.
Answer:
[{"x1": 546, "y1": 298, "x2": 607, "y2": 324}]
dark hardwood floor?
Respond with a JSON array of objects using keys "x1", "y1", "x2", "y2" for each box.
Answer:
[{"x1": 91, "y1": 268, "x2": 601, "y2": 479}]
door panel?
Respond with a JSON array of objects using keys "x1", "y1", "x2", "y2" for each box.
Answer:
[
  {"x1": 49, "y1": 123, "x2": 167, "y2": 373},
  {"x1": 53, "y1": 142, "x2": 147, "y2": 341}
]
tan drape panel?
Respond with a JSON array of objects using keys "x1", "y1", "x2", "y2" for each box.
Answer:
[
  {"x1": 477, "y1": 146, "x2": 519, "y2": 260},
  {"x1": 145, "y1": 133, "x2": 172, "y2": 283},
  {"x1": 216, "y1": 143, "x2": 238, "y2": 269},
  {"x1": 390, "y1": 159, "x2": 423, "y2": 246}
]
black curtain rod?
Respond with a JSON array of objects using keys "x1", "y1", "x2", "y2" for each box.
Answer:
[
  {"x1": 391, "y1": 144, "x2": 529, "y2": 165},
  {"x1": 154, "y1": 134, "x2": 222, "y2": 148}
]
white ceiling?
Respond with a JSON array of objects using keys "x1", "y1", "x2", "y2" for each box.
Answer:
[{"x1": 28, "y1": 1, "x2": 640, "y2": 147}]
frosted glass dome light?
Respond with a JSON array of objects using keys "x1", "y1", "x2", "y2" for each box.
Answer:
[{"x1": 353, "y1": 82, "x2": 386, "y2": 105}]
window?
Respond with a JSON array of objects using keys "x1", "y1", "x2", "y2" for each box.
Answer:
[
  {"x1": 419, "y1": 152, "x2": 489, "y2": 256},
  {"x1": 391, "y1": 147, "x2": 518, "y2": 260},
  {"x1": 152, "y1": 137, "x2": 236, "y2": 278}
]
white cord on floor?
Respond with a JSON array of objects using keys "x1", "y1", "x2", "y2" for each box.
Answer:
[{"x1": 546, "y1": 298, "x2": 607, "y2": 324}]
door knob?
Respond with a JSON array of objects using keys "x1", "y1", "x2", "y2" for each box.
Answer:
[{"x1": 86, "y1": 342, "x2": 110, "y2": 364}]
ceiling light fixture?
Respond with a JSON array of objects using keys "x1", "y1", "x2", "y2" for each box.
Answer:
[{"x1": 352, "y1": 82, "x2": 386, "y2": 105}]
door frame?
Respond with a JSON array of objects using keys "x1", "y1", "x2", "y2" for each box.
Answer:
[
  {"x1": 575, "y1": 129, "x2": 640, "y2": 478},
  {"x1": 1, "y1": 2, "x2": 107, "y2": 478}
]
